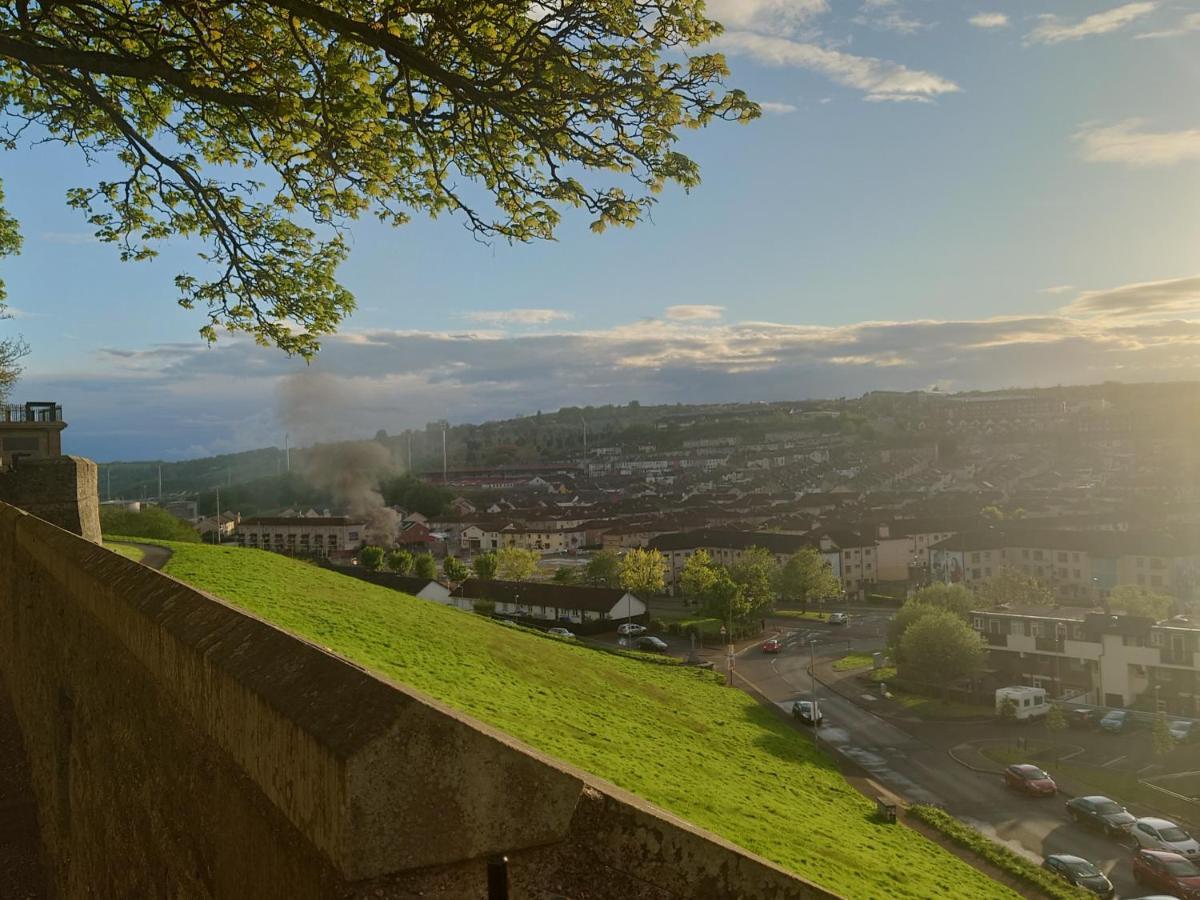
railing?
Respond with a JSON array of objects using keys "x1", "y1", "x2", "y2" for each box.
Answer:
[
  {"x1": 1160, "y1": 649, "x2": 1194, "y2": 667},
  {"x1": 985, "y1": 632, "x2": 1008, "y2": 647},
  {"x1": 1035, "y1": 637, "x2": 1065, "y2": 653},
  {"x1": 1, "y1": 403, "x2": 62, "y2": 423}
]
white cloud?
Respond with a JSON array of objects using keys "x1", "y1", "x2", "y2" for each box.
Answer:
[
  {"x1": 968, "y1": 12, "x2": 1009, "y2": 29},
  {"x1": 463, "y1": 308, "x2": 573, "y2": 326},
  {"x1": 1040, "y1": 285, "x2": 1076, "y2": 295},
  {"x1": 1075, "y1": 120, "x2": 1200, "y2": 167},
  {"x1": 853, "y1": 4, "x2": 934, "y2": 35},
  {"x1": 1026, "y1": 2, "x2": 1158, "y2": 45},
  {"x1": 1136, "y1": 11, "x2": 1200, "y2": 38},
  {"x1": 711, "y1": 31, "x2": 961, "y2": 102},
  {"x1": 758, "y1": 101, "x2": 799, "y2": 114},
  {"x1": 665, "y1": 305, "x2": 726, "y2": 320},
  {"x1": 703, "y1": 0, "x2": 828, "y2": 36},
  {"x1": 1061, "y1": 274, "x2": 1200, "y2": 320},
  {"x1": 36, "y1": 276, "x2": 1200, "y2": 460}
]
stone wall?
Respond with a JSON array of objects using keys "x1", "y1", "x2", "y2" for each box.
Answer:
[
  {"x1": 0, "y1": 456, "x2": 100, "y2": 542},
  {"x1": 0, "y1": 502, "x2": 836, "y2": 899}
]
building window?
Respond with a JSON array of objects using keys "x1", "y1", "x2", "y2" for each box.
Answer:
[
  {"x1": 1151, "y1": 575, "x2": 1163, "y2": 587},
  {"x1": 971, "y1": 568, "x2": 981, "y2": 580},
  {"x1": 1022, "y1": 549, "x2": 1029, "y2": 559},
  {"x1": 1057, "y1": 552, "x2": 1067, "y2": 562},
  {"x1": 971, "y1": 552, "x2": 981, "y2": 563}
]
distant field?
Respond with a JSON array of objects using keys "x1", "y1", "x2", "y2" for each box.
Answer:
[{"x1": 159, "y1": 542, "x2": 1015, "y2": 899}]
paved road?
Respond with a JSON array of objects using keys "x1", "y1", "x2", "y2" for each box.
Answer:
[
  {"x1": 127, "y1": 543, "x2": 173, "y2": 571},
  {"x1": 736, "y1": 624, "x2": 1142, "y2": 898}
]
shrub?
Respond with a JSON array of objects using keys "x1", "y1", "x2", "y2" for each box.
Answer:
[{"x1": 100, "y1": 505, "x2": 201, "y2": 542}]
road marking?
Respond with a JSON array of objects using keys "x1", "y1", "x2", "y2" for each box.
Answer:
[
  {"x1": 1058, "y1": 746, "x2": 1086, "y2": 761},
  {"x1": 859, "y1": 694, "x2": 878, "y2": 702},
  {"x1": 1101, "y1": 755, "x2": 1127, "y2": 768}
]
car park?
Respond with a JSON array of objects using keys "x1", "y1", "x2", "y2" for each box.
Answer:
[
  {"x1": 1099, "y1": 709, "x2": 1131, "y2": 733},
  {"x1": 617, "y1": 623, "x2": 647, "y2": 636},
  {"x1": 827, "y1": 612, "x2": 848, "y2": 625},
  {"x1": 1067, "y1": 707, "x2": 1102, "y2": 729},
  {"x1": 547, "y1": 627, "x2": 575, "y2": 638},
  {"x1": 1132, "y1": 818, "x2": 1200, "y2": 858},
  {"x1": 633, "y1": 635, "x2": 668, "y2": 653},
  {"x1": 1065, "y1": 796, "x2": 1135, "y2": 837},
  {"x1": 1004, "y1": 763, "x2": 1057, "y2": 796},
  {"x1": 1042, "y1": 854, "x2": 1114, "y2": 898},
  {"x1": 1132, "y1": 849, "x2": 1200, "y2": 898},
  {"x1": 1170, "y1": 719, "x2": 1197, "y2": 745},
  {"x1": 791, "y1": 699, "x2": 823, "y2": 726},
  {"x1": 762, "y1": 638, "x2": 782, "y2": 654}
]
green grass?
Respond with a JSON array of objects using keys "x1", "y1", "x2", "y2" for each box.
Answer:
[
  {"x1": 106, "y1": 541, "x2": 146, "y2": 563},
  {"x1": 832, "y1": 652, "x2": 876, "y2": 672},
  {"x1": 888, "y1": 691, "x2": 992, "y2": 720},
  {"x1": 908, "y1": 806, "x2": 1090, "y2": 900},
  {"x1": 774, "y1": 609, "x2": 834, "y2": 621},
  {"x1": 157, "y1": 541, "x2": 1016, "y2": 900},
  {"x1": 980, "y1": 745, "x2": 1169, "y2": 811}
]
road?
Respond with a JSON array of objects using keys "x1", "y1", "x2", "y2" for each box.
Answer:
[{"x1": 734, "y1": 619, "x2": 1143, "y2": 898}]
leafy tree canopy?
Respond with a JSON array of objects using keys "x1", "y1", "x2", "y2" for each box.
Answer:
[
  {"x1": 898, "y1": 608, "x2": 984, "y2": 685},
  {"x1": 442, "y1": 554, "x2": 468, "y2": 581},
  {"x1": 359, "y1": 544, "x2": 385, "y2": 571},
  {"x1": 679, "y1": 548, "x2": 718, "y2": 602},
  {"x1": 619, "y1": 547, "x2": 665, "y2": 597},
  {"x1": 1107, "y1": 584, "x2": 1173, "y2": 621},
  {"x1": 472, "y1": 550, "x2": 498, "y2": 580},
  {"x1": 413, "y1": 552, "x2": 437, "y2": 579},
  {"x1": 495, "y1": 545, "x2": 539, "y2": 581},
  {"x1": 728, "y1": 546, "x2": 777, "y2": 616},
  {"x1": 0, "y1": 0, "x2": 755, "y2": 355},
  {"x1": 584, "y1": 549, "x2": 621, "y2": 588},
  {"x1": 775, "y1": 547, "x2": 839, "y2": 609},
  {"x1": 972, "y1": 565, "x2": 1054, "y2": 609}
]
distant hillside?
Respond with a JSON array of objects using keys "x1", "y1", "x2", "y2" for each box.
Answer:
[{"x1": 157, "y1": 540, "x2": 1016, "y2": 900}]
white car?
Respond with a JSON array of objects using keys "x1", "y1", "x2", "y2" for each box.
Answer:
[
  {"x1": 1132, "y1": 817, "x2": 1200, "y2": 858},
  {"x1": 828, "y1": 612, "x2": 849, "y2": 625},
  {"x1": 547, "y1": 627, "x2": 575, "y2": 639},
  {"x1": 617, "y1": 623, "x2": 647, "y2": 636}
]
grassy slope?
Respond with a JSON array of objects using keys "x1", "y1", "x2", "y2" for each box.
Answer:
[
  {"x1": 160, "y1": 542, "x2": 1014, "y2": 900},
  {"x1": 107, "y1": 542, "x2": 146, "y2": 563}
]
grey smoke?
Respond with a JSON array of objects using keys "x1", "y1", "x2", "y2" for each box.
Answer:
[{"x1": 278, "y1": 371, "x2": 400, "y2": 546}]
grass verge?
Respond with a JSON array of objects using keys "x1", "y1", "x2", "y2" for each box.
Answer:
[
  {"x1": 106, "y1": 541, "x2": 146, "y2": 563},
  {"x1": 157, "y1": 541, "x2": 1017, "y2": 899},
  {"x1": 832, "y1": 652, "x2": 876, "y2": 672},
  {"x1": 774, "y1": 609, "x2": 836, "y2": 621},
  {"x1": 908, "y1": 805, "x2": 1090, "y2": 899}
]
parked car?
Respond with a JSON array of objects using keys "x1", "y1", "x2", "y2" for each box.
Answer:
[
  {"x1": 1132, "y1": 818, "x2": 1200, "y2": 858},
  {"x1": 762, "y1": 638, "x2": 782, "y2": 654},
  {"x1": 1169, "y1": 719, "x2": 1197, "y2": 745},
  {"x1": 828, "y1": 612, "x2": 848, "y2": 625},
  {"x1": 1132, "y1": 849, "x2": 1200, "y2": 899},
  {"x1": 1067, "y1": 707, "x2": 1103, "y2": 729},
  {"x1": 617, "y1": 623, "x2": 647, "y2": 637},
  {"x1": 1004, "y1": 763, "x2": 1057, "y2": 796},
  {"x1": 1066, "y1": 796, "x2": 1135, "y2": 837},
  {"x1": 633, "y1": 636, "x2": 669, "y2": 653},
  {"x1": 791, "y1": 699, "x2": 823, "y2": 726},
  {"x1": 1099, "y1": 709, "x2": 1131, "y2": 733},
  {"x1": 547, "y1": 627, "x2": 575, "y2": 639},
  {"x1": 1042, "y1": 855, "x2": 1114, "y2": 898}
]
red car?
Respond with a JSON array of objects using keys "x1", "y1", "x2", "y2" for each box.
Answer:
[
  {"x1": 762, "y1": 638, "x2": 782, "y2": 654},
  {"x1": 1133, "y1": 849, "x2": 1200, "y2": 899},
  {"x1": 1004, "y1": 763, "x2": 1057, "y2": 796}
]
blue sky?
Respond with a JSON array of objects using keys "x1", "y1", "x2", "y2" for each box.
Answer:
[{"x1": 5, "y1": 0, "x2": 1200, "y2": 460}]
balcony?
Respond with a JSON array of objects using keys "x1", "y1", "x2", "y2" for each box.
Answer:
[
  {"x1": 985, "y1": 632, "x2": 1009, "y2": 647},
  {"x1": 1160, "y1": 649, "x2": 1196, "y2": 668},
  {"x1": 1, "y1": 403, "x2": 62, "y2": 423},
  {"x1": 1035, "y1": 637, "x2": 1066, "y2": 653}
]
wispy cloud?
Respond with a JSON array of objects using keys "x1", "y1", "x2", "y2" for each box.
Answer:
[
  {"x1": 703, "y1": 0, "x2": 829, "y2": 36},
  {"x1": 853, "y1": 3, "x2": 934, "y2": 35},
  {"x1": 1075, "y1": 120, "x2": 1200, "y2": 167},
  {"x1": 1061, "y1": 274, "x2": 1200, "y2": 320},
  {"x1": 665, "y1": 305, "x2": 726, "y2": 321},
  {"x1": 38, "y1": 231, "x2": 99, "y2": 245},
  {"x1": 1040, "y1": 285, "x2": 1076, "y2": 295},
  {"x1": 968, "y1": 12, "x2": 1009, "y2": 29},
  {"x1": 463, "y1": 308, "x2": 573, "y2": 326},
  {"x1": 1026, "y1": 2, "x2": 1158, "y2": 45},
  {"x1": 758, "y1": 101, "x2": 799, "y2": 114},
  {"x1": 711, "y1": 31, "x2": 961, "y2": 102},
  {"x1": 1136, "y1": 11, "x2": 1200, "y2": 38}
]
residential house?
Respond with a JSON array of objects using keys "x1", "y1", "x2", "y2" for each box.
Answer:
[
  {"x1": 236, "y1": 516, "x2": 365, "y2": 557},
  {"x1": 453, "y1": 579, "x2": 646, "y2": 625}
]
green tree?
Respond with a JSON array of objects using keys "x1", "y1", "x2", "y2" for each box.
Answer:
[
  {"x1": 887, "y1": 602, "x2": 940, "y2": 659},
  {"x1": 553, "y1": 566, "x2": 581, "y2": 585},
  {"x1": 584, "y1": 550, "x2": 622, "y2": 588},
  {"x1": 619, "y1": 548, "x2": 666, "y2": 597},
  {"x1": 1108, "y1": 585, "x2": 1173, "y2": 621},
  {"x1": 472, "y1": 552, "x2": 499, "y2": 581},
  {"x1": 679, "y1": 550, "x2": 719, "y2": 605},
  {"x1": 442, "y1": 555, "x2": 469, "y2": 581},
  {"x1": 1045, "y1": 704, "x2": 1067, "y2": 759},
  {"x1": 898, "y1": 608, "x2": 985, "y2": 685},
  {"x1": 359, "y1": 545, "x2": 385, "y2": 572},
  {"x1": 0, "y1": 0, "x2": 755, "y2": 355},
  {"x1": 973, "y1": 565, "x2": 1055, "y2": 608},
  {"x1": 997, "y1": 697, "x2": 1018, "y2": 724},
  {"x1": 728, "y1": 546, "x2": 778, "y2": 616},
  {"x1": 496, "y1": 546, "x2": 539, "y2": 581},
  {"x1": 99, "y1": 505, "x2": 201, "y2": 542},
  {"x1": 385, "y1": 548, "x2": 414, "y2": 575},
  {"x1": 775, "y1": 548, "x2": 840, "y2": 612},
  {"x1": 909, "y1": 583, "x2": 977, "y2": 620},
  {"x1": 413, "y1": 553, "x2": 437, "y2": 580},
  {"x1": 1153, "y1": 709, "x2": 1174, "y2": 759},
  {"x1": 980, "y1": 505, "x2": 1005, "y2": 523},
  {"x1": 702, "y1": 569, "x2": 749, "y2": 626}
]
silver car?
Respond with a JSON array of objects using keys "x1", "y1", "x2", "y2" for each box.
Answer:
[
  {"x1": 1132, "y1": 817, "x2": 1200, "y2": 858},
  {"x1": 828, "y1": 612, "x2": 848, "y2": 625}
]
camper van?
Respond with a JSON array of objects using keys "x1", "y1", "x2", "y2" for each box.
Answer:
[{"x1": 995, "y1": 686, "x2": 1049, "y2": 721}]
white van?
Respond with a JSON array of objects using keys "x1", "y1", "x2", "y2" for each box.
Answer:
[{"x1": 995, "y1": 686, "x2": 1049, "y2": 721}]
